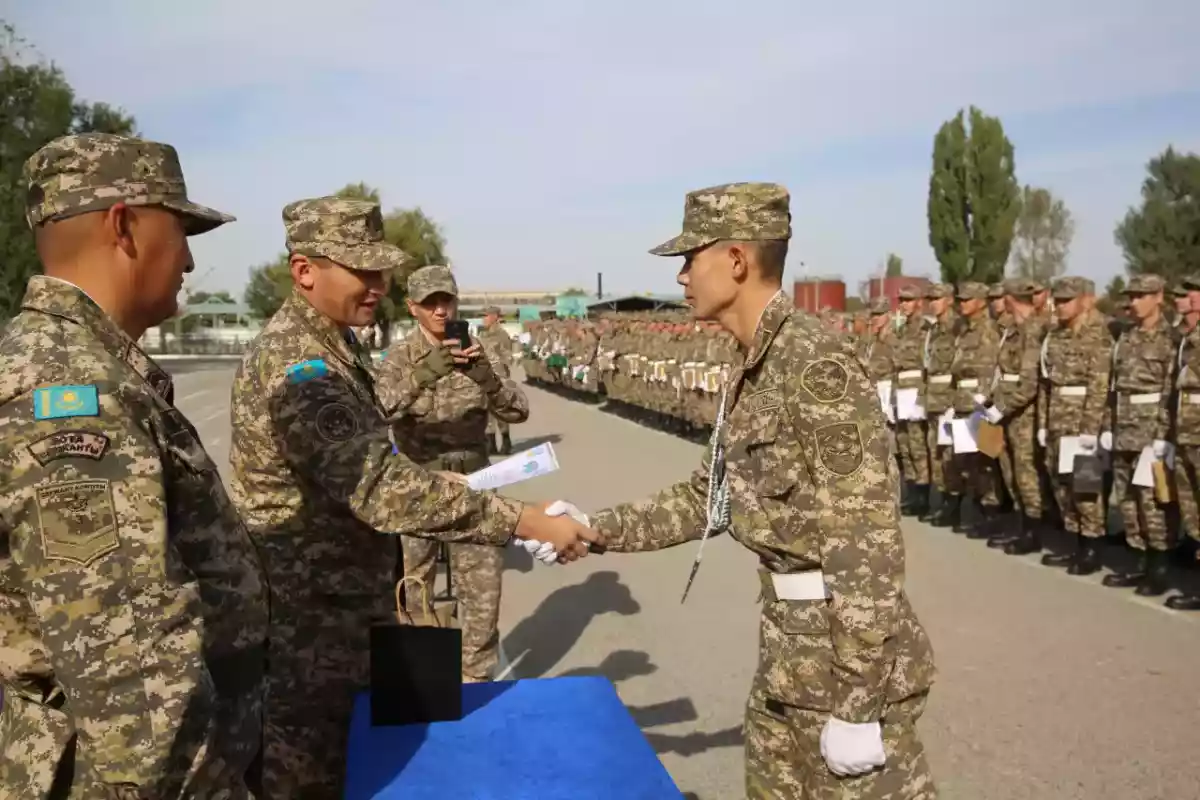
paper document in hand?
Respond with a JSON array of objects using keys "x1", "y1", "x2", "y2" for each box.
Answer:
[{"x1": 465, "y1": 443, "x2": 560, "y2": 491}]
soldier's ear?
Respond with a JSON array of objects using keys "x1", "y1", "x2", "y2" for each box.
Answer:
[
  {"x1": 727, "y1": 243, "x2": 749, "y2": 281},
  {"x1": 291, "y1": 253, "x2": 317, "y2": 291}
]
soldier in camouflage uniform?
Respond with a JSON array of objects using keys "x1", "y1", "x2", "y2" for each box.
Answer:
[
  {"x1": 863, "y1": 298, "x2": 896, "y2": 421},
  {"x1": 1101, "y1": 274, "x2": 1177, "y2": 596},
  {"x1": 228, "y1": 198, "x2": 594, "y2": 797},
  {"x1": 1, "y1": 133, "x2": 268, "y2": 797},
  {"x1": 378, "y1": 266, "x2": 530, "y2": 682},
  {"x1": 988, "y1": 282, "x2": 1006, "y2": 321},
  {"x1": 585, "y1": 183, "x2": 936, "y2": 799},
  {"x1": 1167, "y1": 275, "x2": 1200, "y2": 610},
  {"x1": 1036, "y1": 277, "x2": 1112, "y2": 576},
  {"x1": 923, "y1": 283, "x2": 961, "y2": 527},
  {"x1": 982, "y1": 279, "x2": 1053, "y2": 555},
  {"x1": 476, "y1": 304, "x2": 517, "y2": 455},
  {"x1": 893, "y1": 285, "x2": 931, "y2": 517},
  {"x1": 951, "y1": 282, "x2": 1004, "y2": 537}
]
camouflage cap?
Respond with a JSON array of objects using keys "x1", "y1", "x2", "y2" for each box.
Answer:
[
  {"x1": 897, "y1": 284, "x2": 924, "y2": 301},
  {"x1": 870, "y1": 297, "x2": 891, "y2": 315},
  {"x1": 1051, "y1": 276, "x2": 1095, "y2": 300},
  {"x1": 956, "y1": 282, "x2": 989, "y2": 300},
  {"x1": 650, "y1": 182, "x2": 791, "y2": 256},
  {"x1": 407, "y1": 265, "x2": 458, "y2": 302},
  {"x1": 1029, "y1": 278, "x2": 1048, "y2": 293},
  {"x1": 1184, "y1": 275, "x2": 1200, "y2": 291},
  {"x1": 1122, "y1": 274, "x2": 1166, "y2": 294},
  {"x1": 1171, "y1": 282, "x2": 1190, "y2": 297},
  {"x1": 988, "y1": 282, "x2": 1005, "y2": 298},
  {"x1": 284, "y1": 197, "x2": 409, "y2": 272},
  {"x1": 925, "y1": 283, "x2": 953, "y2": 299},
  {"x1": 23, "y1": 132, "x2": 233, "y2": 235},
  {"x1": 1003, "y1": 277, "x2": 1039, "y2": 298},
  {"x1": 483, "y1": 305, "x2": 502, "y2": 316}
]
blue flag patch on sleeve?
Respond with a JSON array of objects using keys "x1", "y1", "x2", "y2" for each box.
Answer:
[
  {"x1": 286, "y1": 359, "x2": 329, "y2": 384},
  {"x1": 34, "y1": 385, "x2": 100, "y2": 420}
]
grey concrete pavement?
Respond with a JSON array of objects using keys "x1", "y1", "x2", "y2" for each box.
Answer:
[{"x1": 173, "y1": 365, "x2": 1200, "y2": 800}]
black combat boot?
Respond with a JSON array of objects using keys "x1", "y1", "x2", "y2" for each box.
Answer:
[
  {"x1": 930, "y1": 494, "x2": 958, "y2": 528},
  {"x1": 967, "y1": 504, "x2": 1003, "y2": 540},
  {"x1": 911, "y1": 485, "x2": 930, "y2": 519},
  {"x1": 1134, "y1": 549, "x2": 1171, "y2": 597},
  {"x1": 900, "y1": 481, "x2": 915, "y2": 515},
  {"x1": 501, "y1": 432, "x2": 513, "y2": 455},
  {"x1": 987, "y1": 511, "x2": 1021, "y2": 548},
  {"x1": 1041, "y1": 531, "x2": 1078, "y2": 568},
  {"x1": 1102, "y1": 552, "x2": 1146, "y2": 588},
  {"x1": 1067, "y1": 536, "x2": 1102, "y2": 576},
  {"x1": 1165, "y1": 593, "x2": 1200, "y2": 610},
  {"x1": 952, "y1": 496, "x2": 972, "y2": 534},
  {"x1": 1003, "y1": 516, "x2": 1043, "y2": 555}
]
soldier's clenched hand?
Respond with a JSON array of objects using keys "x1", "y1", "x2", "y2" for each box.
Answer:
[
  {"x1": 412, "y1": 345, "x2": 454, "y2": 387},
  {"x1": 514, "y1": 506, "x2": 602, "y2": 562}
]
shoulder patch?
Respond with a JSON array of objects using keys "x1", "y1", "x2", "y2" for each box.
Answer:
[
  {"x1": 35, "y1": 479, "x2": 119, "y2": 566},
  {"x1": 315, "y1": 402, "x2": 360, "y2": 443},
  {"x1": 813, "y1": 422, "x2": 865, "y2": 476},
  {"x1": 799, "y1": 358, "x2": 850, "y2": 404},
  {"x1": 741, "y1": 389, "x2": 782, "y2": 415},
  {"x1": 27, "y1": 430, "x2": 110, "y2": 466},
  {"x1": 33, "y1": 385, "x2": 100, "y2": 420},
  {"x1": 287, "y1": 359, "x2": 329, "y2": 384}
]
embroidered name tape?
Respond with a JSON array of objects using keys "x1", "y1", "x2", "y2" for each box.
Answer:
[{"x1": 34, "y1": 385, "x2": 100, "y2": 420}]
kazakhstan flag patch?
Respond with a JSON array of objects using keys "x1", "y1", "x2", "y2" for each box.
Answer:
[
  {"x1": 34, "y1": 385, "x2": 100, "y2": 420},
  {"x1": 287, "y1": 359, "x2": 329, "y2": 384}
]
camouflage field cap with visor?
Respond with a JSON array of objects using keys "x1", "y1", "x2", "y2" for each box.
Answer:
[
  {"x1": 408, "y1": 265, "x2": 459, "y2": 303},
  {"x1": 283, "y1": 196, "x2": 410, "y2": 272},
  {"x1": 1051, "y1": 276, "x2": 1095, "y2": 300},
  {"x1": 24, "y1": 132, "x2": 234, "y2": 235},
  {"x1": 988, "y1": 283, "x2": 1005, "y2": 299},
  {"x1": 1122, "y1": 274, "x2": 1166, "y2": 295},
  {"x1": 897, "y1": 284, "x2": 924, "y2": 301},
  {"x1": 956, "y1": 282, "x2": 989, "y2": 300},
  {"x1": 1003, "y1": 277, "x2": 1040, "y2": 299},
  {"x1": 649, "y1": 182, "x2": 791, "y2": 256},
  {"x1": 869, "y1": 297, "x2": 891, "y2": 316},
  {"x1": 925, "y1": 283, "x2": 953, "y2": 300}
]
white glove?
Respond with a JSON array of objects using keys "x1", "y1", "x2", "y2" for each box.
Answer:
[
  {"x1": 516, "y1": 500, "x2": 591, "y2": 565},
  {"x1": 514, "y1": 536, "x2": 558, "y2": 565},
  {"x1": 1078, "y1": 434, "x2": 1098, "y2": 453},
  {"x1": 1037, "y1": 429, "x2": 1047, "y2": 447},
  {"x1": 972, "y1": 393, "x2": 987, "y2": 409},
  {"x1": 984, "y1": 405, "x2": 1003, "y2": 425},
  {"x1": 820, "y1": 717, "x2": 886, "y2": 777},
  {"x1": 1153, "y1": 439, "x2": 1168, "y2": 459},
  {"x1": 1100, "y1": 432, "x2": 1113, "y2": 450}
]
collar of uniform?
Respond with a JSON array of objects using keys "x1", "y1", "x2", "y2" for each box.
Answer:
[
  {"x1": 403, "y1": 323, "x2": 436, "y2": 361},
  {"x1": 282, "y1": 289, "x2": 358, "y2": 370},
  {"x1": 21, "y1": 275, "x2": 174, "y2": 401},
  {"x1": 741, "y1": 290, "x2": 792, "y2": 372}
]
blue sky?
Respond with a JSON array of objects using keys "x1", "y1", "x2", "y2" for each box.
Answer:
[{"x1": 9, "y1": 1, "x2": 1200, "y2": 298}]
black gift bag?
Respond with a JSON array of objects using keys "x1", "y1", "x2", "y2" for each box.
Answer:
[
  {"x1": 369, "y1": 576, "x2": 463, "y2": 726},
  {"x1": 1072, "y1": 452, "x2": 1105, "y2": 496}
]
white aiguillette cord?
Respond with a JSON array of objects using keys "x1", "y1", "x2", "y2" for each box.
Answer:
[{"x1": 681, "y1": 384, "x2": 732, "y2": 604}]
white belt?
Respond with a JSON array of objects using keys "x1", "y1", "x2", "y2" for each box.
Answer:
[
  {"x1": 1001, "y1": 373, "x2": 1020, "y2": 382},
  {"x1": 957, "y1": 378, "x2": 979, "y2": 388},
  {"x1": 771, "y1": 571, "x2": 829, "y2": 601},
  {"x1": 1127, "y1": 392, "x2": 1161, "y2": 404},
  {"x1": 1057, "y1": 386, "x2": 1087, "y2": 397},
  {"x1": 1188, "y1": 393, "x2": 1200, "y2": 404},
  {"x1": 898, "y1": 369, "x2": 923, "y2": 380},
  {"x1": 929, "y1": 374, "x2": 952, "y2": 385}
]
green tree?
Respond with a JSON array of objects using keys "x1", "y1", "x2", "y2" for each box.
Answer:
[
  {"x1": 1010, "y1": 185, "x2": 1074, "y2": 281},
  {"x1": 243, "y1": 253, "x2": 291, "y2": 319},
  {"x1": 927, "y1": 106, "x2": 1020, "y2": 284},
  {"x1": 884, "y1": 253, "x2": 903, "y2": 277},
  {"x1": 0, "y1": 22, "x2": 136, "y2": 319},
  {"x1": 1114, "y1": 146, "x2": 1200, "y2": 284}
]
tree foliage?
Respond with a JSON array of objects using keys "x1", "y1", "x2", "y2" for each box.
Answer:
[
  {"x1": 1010, "y1": 185, "x2": 1074, "y2": 281},
  {"x1": 243, "y1": 253, "x2": 292, "y2": 320},
  {"x1": 0, "y1": 22, "x2": 136, "y2": 319},
  {"x1": 1114, "y1": 146, "x2": 1200, "y2": 284},
  {"x1": 885, "y1": 253, "x2": 903, "y2": 277},
  {"x1": 927, "y1": 106, "x2": 1020, "y2": 284}
]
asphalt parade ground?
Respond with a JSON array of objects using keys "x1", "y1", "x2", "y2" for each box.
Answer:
[{"x1": 172, "y1": 362, "x2": 1200, "y2": 800}]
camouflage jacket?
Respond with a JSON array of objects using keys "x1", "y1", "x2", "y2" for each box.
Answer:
[
  {"x1": 923, "y1": 313, "x2": 959, "y2": 413},
  {"x1": 376, "y1": 325, "x2": 528, "y2": 465},
  {"x1": 1111, "y1": 315, "x2": 1175, "y2": 449},
  {"x1": 862, "y1": 329, "x2": 896, "y2": 384},
  {"x1": 1038, "y1": 308, "x2": 1114, "y2": 437},
  {"x1": 1174, "y1": 321, "x2": 1200, "y2": 446},
  {"x1": 951, "y1": 312, "x2": 1002, "y2": 414},
  {"x1": 990, "y1": 311, "x2": 1046, "y2": 421},
  {"x1": 891, "y1": 313, "x2": 926, "y2": 387},
  {"x1": 0, "y1": 277, "x2": 267, "y2": 798},
  {"x1": 475, "y1": 323, "x2": 515, "y2": 374},
  {"x1": 228, "y1": 291, "x2": 522, "y2": 616},
  {"x1": 591, "y1": 291, "x2": 934, "y2": 723}
]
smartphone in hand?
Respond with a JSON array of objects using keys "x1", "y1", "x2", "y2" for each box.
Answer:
[{"x1": 445, "y1": 319, "x2": 470, "y2": 350}]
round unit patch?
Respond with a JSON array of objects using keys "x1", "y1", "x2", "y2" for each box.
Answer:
[{"x1": 315, "y1": 402, "x2": 360, "y2": 443}]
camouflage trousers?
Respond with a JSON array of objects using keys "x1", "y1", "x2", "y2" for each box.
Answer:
[
  {"x1": 1174, "y1": 444, "x2": 1200, "y2": 542},
  {"x1": 926, "y1": 421, "x2": 962, "y2": 496},
  {"x1": 1111, "y1": 451, "x2": 1174, "y2": 551},
  {"x1": 403, "y1": 538, "x2": 503, "y2": 680},
  {"x1": 262, "y1": 604, "x2": 377, "y2": 799},
  {"x1": 998, "y1": 411, "x2": 1044, "y2": 518},
  {"x1": 1047, "y1": 437, "x2": 1106, "y2": 537},
  {"x1": 895, "y1": 421, "x2": 930, "y2": 485},
  {"x1": 745, "y1": 690, "x2": 937, "y2": 799},
  {"x1": 954, "y1": 452, "x2": 998, "y2": 506}
]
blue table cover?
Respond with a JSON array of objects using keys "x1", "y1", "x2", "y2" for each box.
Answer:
[{"x1": 343, "y1": 676, "x2": 682, "y2": 799}]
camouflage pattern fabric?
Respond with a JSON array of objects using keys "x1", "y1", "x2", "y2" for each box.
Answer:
[
  {"x1": 952, "y1": 306, "x2": 1003, "y2": 503},
  {"x1": 283, "y1": 196, "x2": 410, "y2": 272},
  {"x1": 648, "y1": 182, "x2": 791, "y2": 256},
  {"x1": 377, "y1": 323, "x2": 529, "y2": 680},
  {"x1": 893, "y1": 312, "x2": 930, "y2": 486},
  {"x1": 408, "y1": 264, "x2": 458, "y2": 300},
  {"x1": 923, "y1": 309, "x2": 961, "y2": 496},
  {"x1": 990, "y1": 308, "x2": 1048, "y2": 518},
  {"x1": 228, "y1": 291, "x2": 523, "y2": 798},
  {"x1": 0, "y1": 278, "x2": 268, "y2": 798},
  {"x1": 1173, "y1": 323, "x2": 1200, "y2": 541},
  {"x1": 591, "y1": 291, "x2": 936, "y2": 798},
  {"x1": 476, "y1": 319, "x2": 517, "y2": 439}
]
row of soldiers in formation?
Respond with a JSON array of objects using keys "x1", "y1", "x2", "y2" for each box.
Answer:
[{"x1": 519, "y1": 274, "x2": 1200, "y2": 611}]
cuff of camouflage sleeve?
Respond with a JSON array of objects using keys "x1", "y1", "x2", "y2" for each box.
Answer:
[
  {"x1": 479, "y1": 493, "x2": 524, "y2": 546},
  {"x1": 831, "y1": 681, "x2": 887, "y2": 724},
  {"x1": 590, "y1": 509, "x2": 628, "y2": 552}
]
